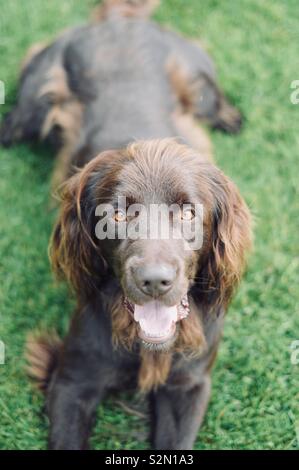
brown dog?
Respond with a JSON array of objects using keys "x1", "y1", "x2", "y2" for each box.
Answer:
[{"x1": 1, "y1": 0, "x2": 252, "y2": 449}]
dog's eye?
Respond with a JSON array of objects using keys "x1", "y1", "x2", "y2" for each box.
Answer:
[
  {"x1": 181, "y1": 208, "x2": 195, "y2": 220},
  {"x1": 113, "y1": 210, "x2": 127, "y2": 222}
]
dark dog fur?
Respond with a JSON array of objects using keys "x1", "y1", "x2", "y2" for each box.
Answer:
[{"x1": 1, "y1": 1, "x2": 251, "y2": 450}]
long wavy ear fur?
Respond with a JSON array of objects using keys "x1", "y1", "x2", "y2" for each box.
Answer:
[
  {"x1": 197, "y1": 167, "x2": 252, "y2": 309},
  {"x1": 49, "y1": 150, "x2": 130, "y2": 299},
  {"x1": 50, "y1": 165, "x2": 104, "y2": 299}
]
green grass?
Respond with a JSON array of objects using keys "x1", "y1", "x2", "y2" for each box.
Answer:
[{"x1": 0, "y1": 0, "x2": 299, "y2": 450}]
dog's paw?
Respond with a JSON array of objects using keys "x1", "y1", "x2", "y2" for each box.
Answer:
[{"x1": 213, "y1": 99, "x2": 243, "y2": 134}]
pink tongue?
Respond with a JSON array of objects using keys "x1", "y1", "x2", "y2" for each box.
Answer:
[{"x1": 134, "y1": 301, "x2": 178, "y2": 336}]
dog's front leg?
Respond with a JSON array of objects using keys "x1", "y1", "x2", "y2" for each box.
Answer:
[
  {"x1": 47, "y1": 374, "x2": 106, "y2": 450},
  {"x1": 46, "y1": 304, "x2": 116, "y2": 450},
  {"x1": 150, "y1": 375, "x2": 211, "y2": 450}
]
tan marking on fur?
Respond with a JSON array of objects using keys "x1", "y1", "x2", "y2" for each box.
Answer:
[
  {"x1": 167, "y1": 55, "x2": 242, "y2": 133},
  {"x1": 41, "y1": 100, "x2": 82, "y2": 140},
  {"x1": 39, "y1": 66, "x2": 71, "y2": 103},
  {"x1": 167, "y1": 57, "x2": 198, "y2": 113},
  {"x1": 167, "y1": 57, "x2": 216, "y2": 127},
  {"x1": 48, "y1": 101, "x2": 83, "y2": 192},
  {"x1": 39, "y1": 66, "x2": 83, "y2": 192},
  {"x1": 20, "y1": 42, "x2": 47, "y2": 75},
  {"x1": 92, "y1": 0, "x2": 159, "y2": 21},
  {"x1": 172, "y1": 111, "x2": 213, "y2": 162},
  {"x1": 167, "y1": 59, "x2": 215, "y2": 160}
]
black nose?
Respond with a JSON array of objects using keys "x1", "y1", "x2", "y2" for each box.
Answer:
[{"x1": 134, "y1": 264, "x2": 176, "y2": 297}]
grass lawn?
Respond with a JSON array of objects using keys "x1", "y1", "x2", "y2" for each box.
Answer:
[{"x1": 0, "y1": 0, "x2": 299, "y2": 450}]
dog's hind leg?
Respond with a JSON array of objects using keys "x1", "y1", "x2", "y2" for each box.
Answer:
[
  {"x1": 0, "y1": 45, "x2": 84, "y2": 193},
  {"x1": 165, "y1": 33, "x2": 243, "y2": 133},
  {"x1": 0, "y1": 32, "x2": 82, "y2": 155},
  {"x1": 0, "y1": 44, "x2": 54, "y2": 147}
]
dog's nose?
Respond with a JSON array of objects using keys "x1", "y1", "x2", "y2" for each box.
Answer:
[{"x1": 135, "y1": 264, "x2": 176, "y2": 297}]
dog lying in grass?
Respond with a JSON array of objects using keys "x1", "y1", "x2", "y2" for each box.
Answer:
[{"x1": 0, "y1": 0, "x2": 252, "y2": 449}]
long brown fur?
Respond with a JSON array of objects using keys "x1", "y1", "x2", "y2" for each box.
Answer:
[
  {"x1": 50, "y1": 150, "x2": 131, "y2": 298},
  {"x1": 138, "y1": 350, "x2": 172, "y2": 392},
  {"x1": 25, "y1": 331, "x2": 62, "y2": 392},
  {"x1": 199, "y1": 172, "x2": 252, "y2": 308}
]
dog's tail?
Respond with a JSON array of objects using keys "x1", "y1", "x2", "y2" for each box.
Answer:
[
  {"x1": 93, "y1": 0, "x2": 159, "y2": 20},
  {"x1": 25, "y1": 331, "x2": 62, "y2": 393}
]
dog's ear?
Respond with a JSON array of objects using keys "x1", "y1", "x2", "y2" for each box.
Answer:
[
  {"x1": 196, "y1": 167, "x2": 252, "y2": 309},
  {"x1": 50, "y1": 150, "x2": 128, "y2": 299},
  {"x1": 50, "y1": 170, "x2": 103, "y2": 299}
]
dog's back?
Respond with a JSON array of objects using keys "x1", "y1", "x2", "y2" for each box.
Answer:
[
  {"x1": 60, "y1": 13, "x2": 217, "y2": 157},
  {"x1": 1, "y1": 0, "x2": 241, "y2": 189},
  {"x1": 65, "y1": 18, "x2": 178, "y2": 153}
]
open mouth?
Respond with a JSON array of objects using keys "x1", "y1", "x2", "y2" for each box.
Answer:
[{"x1": 123, "y1": 295, "x2": 190, "y2": 346}]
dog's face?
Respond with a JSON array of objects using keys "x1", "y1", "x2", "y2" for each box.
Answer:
[
  {"x1": 99, "y1": 148, "x2": 206, "y2": 347},
  {"x1": 51, "y1": 139, "x2": 251, "y2": 351}
]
